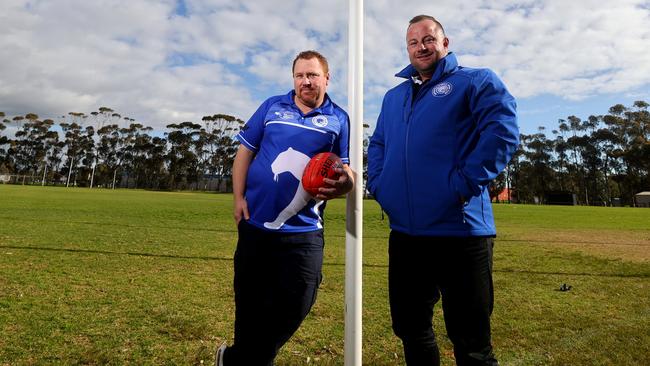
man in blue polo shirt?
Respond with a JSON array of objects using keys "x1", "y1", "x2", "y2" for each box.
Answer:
[{"x1": 217, "y1": 50, "x2": 354, "y2": 366}]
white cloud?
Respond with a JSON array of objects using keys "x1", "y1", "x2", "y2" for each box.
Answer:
[
  {"x1": 448, "y1": 0, "x2": 650, "y2": 100},
  {"x1": 0, "y1": 0, "x2": 649, "y2": 132}
]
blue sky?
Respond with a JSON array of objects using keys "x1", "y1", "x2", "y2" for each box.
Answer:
[{"x1": 1, "y1": 0, "x2": 649, "y2": 136}]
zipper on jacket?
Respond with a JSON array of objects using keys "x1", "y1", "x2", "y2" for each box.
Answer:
[
  {"x1": 405, "y1": 121, "x2": 415, "y2": 232},
  {"x1": 404, "y1": 80, "x2": 435, "y2": 232},
  {"x1": 404, "y1": 79, "x2": 437, "y2": 232},
  {"x1": 404, "y1": 91, "x2": 414, "y2": 232}
]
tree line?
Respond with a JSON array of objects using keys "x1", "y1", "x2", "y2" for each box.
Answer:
[
  {"x1": 493, "y1": 100, "x2": 649, "y2": 206},
  {"x1": 0, "y1": 108, "x2": 243, "y2": 191},
  {"x1": 1, "y1": 101, "x2": 649, "y2": 205}
]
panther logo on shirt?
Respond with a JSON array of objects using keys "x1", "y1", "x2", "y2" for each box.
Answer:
[
  {"x1": 311, "y1": 115, "x2": 328, "y2": 127},
  {"x1": 432, "y1": 82, "x2": 453, "y2": 97}
]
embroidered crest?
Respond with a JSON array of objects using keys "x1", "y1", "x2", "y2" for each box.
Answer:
[
  {"x1": 311, "y1": 115, "x2": 328, "y2": 127},
  {"x1": 432, "y1": 82, "x2": 453, "y2": 97}
]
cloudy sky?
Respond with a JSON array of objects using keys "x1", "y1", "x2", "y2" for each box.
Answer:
[{"x1": 1, "y1": 0, "x2": 649, "y2": 135}]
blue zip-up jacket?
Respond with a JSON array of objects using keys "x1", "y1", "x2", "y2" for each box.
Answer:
[{"x1": 367, "y1": 53, "x2": 519, "y2": 236}]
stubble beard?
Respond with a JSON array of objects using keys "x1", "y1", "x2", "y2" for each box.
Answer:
[{"x1": 298, "y1": 87, "x2": 319, "y2": 108}]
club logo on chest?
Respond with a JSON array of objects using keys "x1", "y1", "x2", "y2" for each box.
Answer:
[
  {"x1": 311, "y1": 115, "x2": 329, "y2": 127},
  {"x1": 432, "y1": 82, "x2": 453, "y2": 97}
]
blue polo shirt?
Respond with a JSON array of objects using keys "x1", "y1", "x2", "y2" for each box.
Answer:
[{"x1": 237, "y1": 90, "x2": 350, "y2": 233}]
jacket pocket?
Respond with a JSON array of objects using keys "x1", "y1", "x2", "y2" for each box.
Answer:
[{"x1": 373, "y1": 171, "x2": 403, "y2": 223}]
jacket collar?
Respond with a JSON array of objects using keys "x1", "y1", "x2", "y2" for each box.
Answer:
[{"x1": 395, "y1": 52, "x2": 458, "y2": 83}]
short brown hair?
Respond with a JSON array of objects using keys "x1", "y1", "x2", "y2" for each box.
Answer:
[
  {"x1": 408, "y1": 15, "x2": 446, "y2": 36},
  {"x1": 292, "y1": 50, "x2": 329, "y2": 74}
]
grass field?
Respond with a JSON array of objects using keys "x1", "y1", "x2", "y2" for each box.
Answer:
[{"x1": 1, "y1": 185, "x2": 648, "y2": 365}]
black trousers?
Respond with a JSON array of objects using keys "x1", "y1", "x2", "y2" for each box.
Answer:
[
  {"x1": 389, "y1": 231, "x2": 498, "y2": 366},
  {"x1": 223, "y1": 220, "x2": 324, "y2": 366}
]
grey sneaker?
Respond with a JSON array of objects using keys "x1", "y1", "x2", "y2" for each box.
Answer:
[{"x1": 215, "y1": 342, "x2": 226, "y2": 366}]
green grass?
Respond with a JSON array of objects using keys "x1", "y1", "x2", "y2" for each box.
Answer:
[{"x1": 0, "y1": 185, "x2": 648, "y2": 365}]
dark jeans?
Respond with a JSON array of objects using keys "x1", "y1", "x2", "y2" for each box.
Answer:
[
  {"x1": 223, "y1": 220, "x2": 324, "y2": 366},
  {"x1": 389, "y1": 231, "x2": 498, "y2": 366}
]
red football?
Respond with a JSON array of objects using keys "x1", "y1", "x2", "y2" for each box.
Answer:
[{"x1": 302, "y1": 152, "x2": 342, "y2": 196}]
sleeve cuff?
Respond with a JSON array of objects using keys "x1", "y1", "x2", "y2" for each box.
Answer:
[{"x1": 236, "y1": 134, "x2": 258, "y2": 152}]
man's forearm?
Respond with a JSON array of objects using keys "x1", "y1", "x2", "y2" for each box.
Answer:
[{"x1": 233, "y1": 145, "x2": 254, "y2": 198}]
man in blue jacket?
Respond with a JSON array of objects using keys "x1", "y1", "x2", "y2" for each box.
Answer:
[{"x1": 367, "y1": 15, "x2": 519, "y2": 366}]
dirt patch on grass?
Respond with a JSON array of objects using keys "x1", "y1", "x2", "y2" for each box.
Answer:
[{"x1": 499, "y1": 229, "x2": 650, "y2": 262}]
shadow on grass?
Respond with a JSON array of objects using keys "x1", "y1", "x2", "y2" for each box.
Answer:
[
  {"x1": 498, "y1": 238, "x2": 648, "y2": 247},
  {"x1": 0, "y1": 216, "x2": 238, "y2": 233},
  {"x1": 362, "y1": 262, "x2": 648, "y2": 278},
  {"x1": 493, "y1": 267, "x2": 648, "y2": 278},
  {"x1": 0, "y1": 244, "x2": 233, "y2": 262},
  {"x1": 2, "y1": 245, "x2": 647, "y2": 279}
]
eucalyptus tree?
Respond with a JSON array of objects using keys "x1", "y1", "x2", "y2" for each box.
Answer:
[
  {"x1": 165, "y1": 121, "x2": 201, "y2": 189},
  {"x1": 503, "y1": 134, "x2": 525, "y2": 202},
  {"x1": 96, "y1": 117, "x2": 135, "y2": 189},
  {"x1": 509, "y1": 134, "x2": 535, "y2": 202},
  {"x1": 631, "y1": 101, "x2": 650, "y2": 191},
  {"x1": 80, "y1": 127, "x2": 98, "y2": 186},
  {"x1": 563, "y1": 115, "x2": 588, "y2": 202},
  {"x1": 194, "y1": 121, "x2": 211, "y2": 189},
  {"x1": 579, "y1": 115, "x2": 606, "y2": 204},
  {"x1": 200, "y1": 114, "x2": 241, "y2": 190},
  {"x1": 34, "y1": 118, "x2": 60, "y2": 185},
  {"x1": 138, "y1": 134, "x2": 167, "y2": 189},
  {"x1": 4, "y1": 115, "x2": 59, "y2": 184},
  {"x1": 583, "y1": 115, "x2": 601, "y2": 135},
  {"x1": 12, "y1": 114, "x2": 43, "y2": 180},
  {"x1": 100, "y1": 123, "x2": 133, "y2": 188},
  {"x1": 580, "y1": 134, "x2": 603, "y2": 205},
  {"x1": 114, "y1": 123, "x2": 139, "y2": 188},
  {"x1": 547, "y1": 129, "x2": 564, "y2": 191},
  {"x1": 88, "y1": 107, "x2": 122, "y2": 188},
  {"x1": 0, "y1": 116, "x2": 30, "y2": 174},
  {"x1": 60, "y1": 112, "x2": 89, "y2": 186},
  {"x1": 8, "y1": 115, "x2": 33, "y2": 179},
  {"x1": 602, "y1": 104, "x2": 644, "y2": 204},
  {"x1": 554, "y1": 120, "x2": 571, "y2": 191},
  {"x1": 522, "y1": 129, "x2": 555, "y2": 202},
  {"x1": 621, "y1": 101, "x2": 650, "y2": 201},
  {"x1": 0, "y1": 112, "x2": 9, "y2": 172},
  {"x1": 590, "y1": 128, "x2": 620, "y2": 205},
  {"x1": 126, "y1": 123, "x2": 158, "y2": 189},
  {"x1": 96, "y1": 124, "x2": 121, "y2": 188},
  {"x1": 43, "y1": 119, "x2": 65, "y2": 184},
  {"x1": 206, "y1": 114, "x2": 242, "y2": 191},
  {"x1": 200, "y1": 115, "x2": 217, "y2": 189}
]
